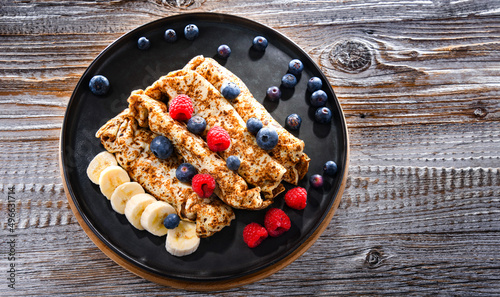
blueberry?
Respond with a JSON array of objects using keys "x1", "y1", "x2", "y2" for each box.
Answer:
[
  {"x1": 137, "y1": 37, "x2": 150, "y2": 50},
  {"x1": 163, "y1": 213, "x2": 180, "y2": 229},
  {"x1": 323, "y1": 160, "x2": 338, "y2": 176},
  {"x1": 281, "y1": 73, "x2": 297, "y2": 88},
  {"x1": 150, "y1": 135, "x2": 173, "y2": 159},
  {"x1": 226, "y1": 155, "x2": 241, "y2": 171},
  {"x1": 217, "y1": 44, "x2": 231, "y2": 58},
  {"x1": 252, "y1": 36, "x2": 268, "y2": 51},
  {"x1": 89, "y1": 75, "x2": 110, "y2": 96},
  {"x1": 266, "y1": 86, "x2": 281, "y2": 101},
  {"x1": 184, "y1": 24, "x2": 199, "y2": 40},
  {"x1": 187, "y1": 116, "x2": 206, "y2": 134},
  {"x1": 246, "y1": 117, "x2": 263, "y2": 134},
  {"x1": 220, "y1": 81, "x2": 240, "y2": 100},
  {"x1": 256, "y1": 127, "x2": 279, "y2": 150},
  {"x1": 310, "y1": 174, "x2": 324, "y2": 188},
  {"x1": 164, "y1": 29, "x2": 177, "y2": 42},
  {"x1": 285, "y1": 113, "x2": 302, "y2": 130},
  {"x1": 307, "y1": 77, "x2": 322, "y2": 92},
  {"x1": 310, "y1": 90, "x2": 328, "y2": 107},
  {"x1": 315, "y1": 107, "x2": 332, "y2": 123},
  {"x1": 288, "y1": 59, "x2": 304, "y2": 76},
  {"x1": 176, "y1": 163, "x2": 197, "y2": 183}
]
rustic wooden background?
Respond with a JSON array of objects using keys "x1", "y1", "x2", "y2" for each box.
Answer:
[{"x1": 1, "y1": 0, "x2": 500, "y2": 295}]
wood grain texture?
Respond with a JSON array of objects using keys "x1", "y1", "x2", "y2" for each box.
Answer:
[{"x1": 1, "y1": 0, "x2": 500, "y2": 295}]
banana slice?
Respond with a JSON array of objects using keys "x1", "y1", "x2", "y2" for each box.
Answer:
[
  {"x1": 110, "y1": 182, "x2": 145, "y2": 214},
  {"x1": 165, "y1": 220, "x2": 200, "y2": 257},
  {"x1": 87, "y1": 151, "x2": 117, "y2": 184},
  {"x1": 99, "y1": 166, "x2": 130, "y2": 199},
  {"x1": 140, "y1": 201, "x2": 176, "y2": 236},
  {"x1": 124, "y1": 193, "x2": 156, "y2": 230}
]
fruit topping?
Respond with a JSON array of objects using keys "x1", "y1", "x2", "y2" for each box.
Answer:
[
  {"x1": 310, "y1": 174, "x2": 324, "y2": 188},
  {"x1": 252, "y1": 36, "x2": 268, "y2": 51},
  {"x1": 323, "y1": 160, "x2": 338, "y2": 176},
  {"x1": 192, "y1": 174, "x2": 216, "y2": 198},
  {"x1": 186, "y1": 115, "x2": 207, "y2": 134},
  {"x1": 165, "y1": 220, "x2": 200, "y2": 256},
  {"x1": 164, "y1": 29, "x2": 177, "y2": 42},
  {"x1": 99, "y1": 166, "x2": 130, "y2": 200},
  {"x1": 288, "y1": 59, "x2": 304, "y2": 76},
  {"x1": 184, "y1": 24, "x2": 199, "y2": 40},
  {"x1": 163, "y1": 213, "x2": 181, "y2": 229},
  {"x1": 141, "y1": 201, "x2": 176, "y2": 236},
  {"x1": 246, "y1": 117, "x2": 263, "y2": 134},
  {"x1": 86, "y1": 151, "x2": 117, "y2": 184},
  {"x1": 217, "y1": 44, "x2": 231, "y2": 58},
  {"x1": 310, "y1": 90, "x2": 328, "y2": 107},
  {"x1": 220, "y1": 81, "x2": 240, "y2": 100},
  {"x1": 169, "y1": 94, "x2": 194, "y2": 121},
  {"x1": 264, "y1": 208, "x2": 291, "y2": 237},
  {"x1": 207, "y1": 126, "x2": 231, "y2": 152},
  {"x1": 315, "y1": 107, "x2": 332, "y2": 123},
  {"x1": 137, "y1": 36, "x2": 150, "y2": 50},
  {"x1": 150, "y1": 135, "x2": 173, "y2": 159},
  {"x1": 243, "y1": 222, "x2": 268, "y2": 248},
  {"x1": 284, "y1": 187, "x2": 307, "y2": 210},
  {"x1": 266, "y1": 86, "x2": 281, "y2": 101},
  {"x1": 175, "y1": 163, "x2": 197, "y2": 183},
  {"x1": 89, "y1": 75, "x2": 110, "y2": 96},
  {"x1": 281, "y1": 73, "x2": 297, "y2": 88},
  {"x1": 226, "y1": 155, "x2": 241, "y2": 171},
  {"x1": 110, "y1": 182, "x2": 145, "y2": 215},
  {"x1": 307, "y1": 76, "x2": 322, "y2": 92},
  {"x1": 256, "y1": 127, "x2": 279, "y2": 150},
  {"x1": 124, "y1": 193, "x2": 156, "y2": 230},
  {"x1": 285, "y1": 113, "x2": 302, "y2": 130}
]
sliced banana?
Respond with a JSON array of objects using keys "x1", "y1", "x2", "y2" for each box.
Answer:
[
  {"x1": 124, "y1": 193, "x2": 156, "y2": 230},
  {"x1": 87, "y1": 151, "x2": 117, "y2": 184},
  {"x1": 99, "y1": 165, "x2": 130, "y2": 199},
  {"x1": 165, "y1": 220, "x2": 200, "y2": 257},
  {"x1": 110, "y1": 182, "x2": 145, "y2": 214},
  {"x1": 140, "y1": 201, "x2": 176, "y2": 236}
]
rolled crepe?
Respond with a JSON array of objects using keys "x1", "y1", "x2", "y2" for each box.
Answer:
[
  {"x1": 127, "y1": 90, "x2": 272, "y2": 210},
  {"x1": 144, "y1": 69, "x2": 286, "y2": 199},
  {"x1": 182, "y1": 56, "x2": 311, "y2": 185},
  {"x1": 95, "y1": 109, "x2": 235, "y2": 237}
]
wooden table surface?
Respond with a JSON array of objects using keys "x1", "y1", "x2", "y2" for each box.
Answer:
[{"x1": 1, "y1": 0, "x2": 500, "y2": 295}]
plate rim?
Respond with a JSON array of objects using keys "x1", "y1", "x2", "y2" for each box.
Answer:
[{"x1": 59, "y1": 11, "x2": 350, "y2": 289}]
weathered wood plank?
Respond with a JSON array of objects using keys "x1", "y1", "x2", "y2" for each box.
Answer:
[
  {"x1": 348, "y1": 121, "x2": 500, "y2": 168},
  {"x1": 2, "y1": 0, "x2": 500, "y2": 34}
]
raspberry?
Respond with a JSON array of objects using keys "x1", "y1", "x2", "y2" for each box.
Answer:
[
  {"x1": 284, "y1": 187, "x2": 307, "y2": 210},
  {"x1": 243, "y1": 222, "x2": 268, "y2": 248},
  {"x1": 169, "y1": 94, "x2": 194, "y2": 121},
  {"x1": 264, "y1": 208, "x2": 291, "y2": 237},
  {"x1": 191, "y1": 174, "x2": 216, "y2": 198},
  {"x1": 206, "y1": 126, "x2": 231, "y2": 152}
]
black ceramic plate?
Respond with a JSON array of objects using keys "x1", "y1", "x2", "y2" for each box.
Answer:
[{"x1": 60, "y1": 12, "x2": 348, "y2": 282}]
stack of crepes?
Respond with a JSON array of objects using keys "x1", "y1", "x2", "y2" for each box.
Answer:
[{"x1": 96, "y1": 56, "x2": 310, "y2": 238}]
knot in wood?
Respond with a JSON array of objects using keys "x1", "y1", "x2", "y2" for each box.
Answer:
[
  {"x1": 330, "y1": 40, "x2": 371, "y2": 73},
  {"x1": 157, "y1": 0, "x2": 200, "y2": 8},
  {"x1": 365, "y1": 249, "x2": 382, "y2": 268},
  {"x1": 474, "y1": 107, "x2": 487, "y2": 118}
]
